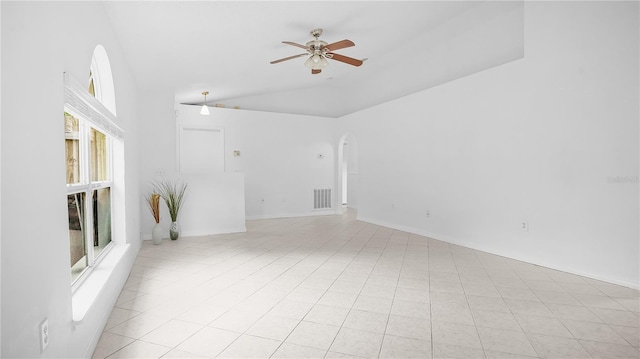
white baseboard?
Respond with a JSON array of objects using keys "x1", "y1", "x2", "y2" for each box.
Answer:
[
  {"x1": 142, "y1": 225, "x2": 246, "y2": 240},
  {"x1": 246, "y1": 210, "x2": 335, "y2": 220}
]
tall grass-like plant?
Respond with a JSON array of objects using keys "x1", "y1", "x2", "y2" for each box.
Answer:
[
  {"x1": 145, "y1": 193, "x2": 161, "y2": 223},
  {"x1": 153, "y1": 178, "x2": 188, "y2": 222}
]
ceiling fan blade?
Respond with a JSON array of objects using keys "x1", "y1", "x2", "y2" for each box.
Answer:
[
  {"x1": 328, "y1": 53, "x2": 363, "y2": 67},
  {"x1": 325, "y1": 39, "x2": 355, "y2": 52},
  {"x1": 282, "y1": 41, "x2": 309, "y2": 50},
  {"x1": 312, "y1": 69, "x2": 321, "y2": 75},
  {"x1": 270, "y1": 53, "x2": 308, "y2": 64}
]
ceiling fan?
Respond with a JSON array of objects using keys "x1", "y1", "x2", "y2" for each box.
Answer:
[{"x1": 270, "y1": 28, "x2": 363, "y2": 75}]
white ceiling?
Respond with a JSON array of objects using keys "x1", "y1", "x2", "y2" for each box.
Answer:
[{"x1": 103, "y1": 1, "x2": 524, "y2": 118}]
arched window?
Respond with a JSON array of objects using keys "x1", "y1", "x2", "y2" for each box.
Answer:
[
  {"x1": 64, "y1": 45, "x2": 122, "y2": 286},
  {"x1": 89, "y1": 44, "x2": 117, "y2": 115}
]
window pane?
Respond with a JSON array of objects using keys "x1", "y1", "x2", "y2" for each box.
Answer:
[
  {"x1": 88, "y1": 71, "x2": 95, "y2": 97},
  {"x1": 91, "y1": 128, "x2": 108, "y2": 182},
  {"x1": 68, "y1": 193, "x2": 87, "y2": 283},
  {"x1": 65, "y1": 113, "x2": 80, "y2": 184},
  {"x1": 93, "y1": 187, "x2": 111, "y2": 258}
]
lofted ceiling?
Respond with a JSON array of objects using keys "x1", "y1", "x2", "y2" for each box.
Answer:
[{"x1": 103, "y1": 1, "x2": 524, "y2": 118}]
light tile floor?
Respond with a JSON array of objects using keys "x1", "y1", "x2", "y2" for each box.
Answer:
[{"x1": 94, "y1": 210, "x2": 640, "y2": 359}]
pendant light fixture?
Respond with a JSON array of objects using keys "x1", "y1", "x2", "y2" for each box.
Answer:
[{"x1": 200, "y1": 91, "x2": 210, "y2": 115}]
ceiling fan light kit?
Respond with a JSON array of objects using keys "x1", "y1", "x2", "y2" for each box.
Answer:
[
  {"x1": 200, "y1": 91, "x2": 210, "y2": 115},
  {"x1": 271, "y1": 28, "x2": 363, "y2": 74},
  {"x1": 304, "y1": 54, "x2": 329, "y2": 70}
]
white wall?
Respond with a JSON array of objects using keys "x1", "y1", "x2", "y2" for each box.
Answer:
[
  {"x1": 0, "y1": 1, "x2": 3, "y2": 351},
  {"x1": 138, "y1": 97, "x2": 248, "y2": 238},
  {"x1": 346, "y1": 136, "x2": 359, "y2": 209},
  {"x1": 218, "y1": 107, "x2": 336, "y2": 219},
  {"x1": 138, "y1": 99, "x2": 337, "y2": 234},
  {"x1": 1, "y1": 2, "x2": 141, "y2": 357},
  {"x1": 341, "y1": 1, "x2": 639, "y2": 288}
]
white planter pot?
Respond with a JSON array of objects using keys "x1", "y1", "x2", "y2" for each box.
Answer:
[{"x1": 152, "y1": 223, "x2": 163, "y2": 245}]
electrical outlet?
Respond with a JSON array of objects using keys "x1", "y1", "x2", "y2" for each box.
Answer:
[
  {"x1": 40, "y1": 318, "x2": 49, "y2": 352},
  {"x1": 521, "y1": 221, "x2": 529, "y2": 232}
]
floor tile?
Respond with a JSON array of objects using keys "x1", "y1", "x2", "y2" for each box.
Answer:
[
  {"x1": 285, "y1": 287, "x2": 326, "y2": 304},
  {"x1": 395, "y1": 287, "x2": 431, "y2": 303},
  {"x1": 352, "y1": 295, "x2": 393, "y2": 314},
  {"x1": 431, "y1": 303, "x2": 475, "y2": 326},
  {"x1": 176, "y1": 327, "x2": 240, "y2": 357},
  {"x1": 514, "y1": 314, "x2": 573, "y2": 338},
  {"x1": 385, "y1": 315, "x2": 431, "y2": 340},
  {"x1": 208, "y1": 309, "x2": 262, "y2": 333},
  {"x1": 472, "y1": 309, "x2": 521, "y2": 331},
  {"x1": 467, "y1": 295, "x2": 510, "y2": 313},
  {"x1": 268, "y1": 299, "x2": 314, "y2": 320},
  {"x1": 477, "y1": 327, "x2": 537, "y2": 357},
  {"x1": 504, "y1": 299, "x2": 554, "y2": 317},
  {"x1": 330, "y1": 327, "x2": 384, "y2": 358},
  {"x1": 160, "y1": 348, "x2": 208, "y2": 358},
  {"x1": 524, "y1": 280, "x2": 565, "y2": 292},
  {"x1": 107, "y1": 313, "x2": 170, "y2": 339},
  {"x1": 325, "y1": 351, "x2": 368, "y2": 358},
  {"x1": 215, "y1": 334, "x2": 281, "y2": 358},
  {"x1": 430, "y1": 292, "x2": 468, "y2": 308},
  {"x1": 613, "y1": 297, "x2": 640, "y2": 313},
  {"x1": 317, "y1": 291, "x2": 358, "y2": 309},
  {"x1": 391, "y1": 299, "x2": 430, "y2": 319},
  {"x1": 380, "y1": 335, "x2": 432, "y2": 359},
  {"x1": 398, "y1": 277, "x2": 430, "y2": 291},
  {"x1": 484, "y1": 350, "x2": 539, "y2": 359},
  {"x1": 561, "y1": 319, "x2": 629, "y2": 345},
  {"x1": 304, "y1": 304, "x2": 350, "y2": 326},
  {"x1": 135, "y1": 319, "x2": 202, "y2": 348},
  {"x1": 330, "y1": 280, "x2": 366, "y2": 295},
  {"x1": 610, "y1": 324, "x2": 640, "y2": 347},
  {"x1": 497, "y1": 286, "x2": 539, "y2": 301},
  {"x1": 532, "y1": 289, "x2": 581, "y2": 306},
  {"x1": 590, "y1": 307, "x2": 640, "y2": 327},
  {"x1": 285, "y1": 321, "x2": 340, "y2": 350},
  {"x1": 176, "y1": 303, "x2": 229, "y2": 325},
  {"x1": 492, "y1": 277, "x2": 528, "y2": 289},
  {"x1": 573, "y1": 293, "x2": 627, "y2": 310},
  {"x1": 593, "y1": 284, "x2": 640, "y2": 299},
  {"x1": 430, "y1": 279, "x2": 465, "y2": 294},
  {"x1": 343, "y1": 309, "x2": 389, "y2": 334},
  {"x1": 560, "y1": 283, "x2": 604, "y2": 295},
  {"x1": 104, "y1": 308, "x2": 141, "y2": 331},
  {"x1": 579, "y1": 339, "x2": 640, "y2": 358},
  {"x1": 544, "y1": 302, "x2": 603, "y2": 323},
  {"x1": 462, "y1": 282, "x2": 502, "y2": 298},
  {"x1": 432, "y1": 321, "x2": 482, "y2": 349},
  {"x1": 433, "y1": 342, "x2": 485, "y2": 358},
  {"x1": 245, "y1": 313, "x2": 300, "y2": 341},
  {"x1": 92, "y1": 332, "x2": 135, "y2": 359},
  {"x1": 106, "y1": 340, "x2": 170, "y2": 359},
  {"x1": 270, "y1": 343, "x2": 326, "y2": 358},
  {"x1": 527, "y1": 333, "x2": 591, "y2": 359},
  {"x1": 94, "y1": 212, "x2": 640, "y2": 359}
]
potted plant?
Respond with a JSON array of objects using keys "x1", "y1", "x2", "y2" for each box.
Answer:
[
  {"x1": 154, "y1": 178, "x2": 188, "y2": 240},
  {"x1": 145, "y1": 192, "x2": 163, "y2": 245}
]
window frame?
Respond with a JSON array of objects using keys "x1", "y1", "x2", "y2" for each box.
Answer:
[
  {"x1": 66, "y1": 107, "x2": 115, "y2": 289},
  {"x1": 64, "y1": 72, "x2": 123, "y2": 291}
]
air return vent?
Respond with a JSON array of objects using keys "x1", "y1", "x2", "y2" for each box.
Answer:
[{"x1": 314, "y1": 189, "x2": 332, "y2": 209}]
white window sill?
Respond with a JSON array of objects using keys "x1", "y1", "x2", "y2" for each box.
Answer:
[{"x1": 72, "y1": 243, "x2": 131, "y2": 324}]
